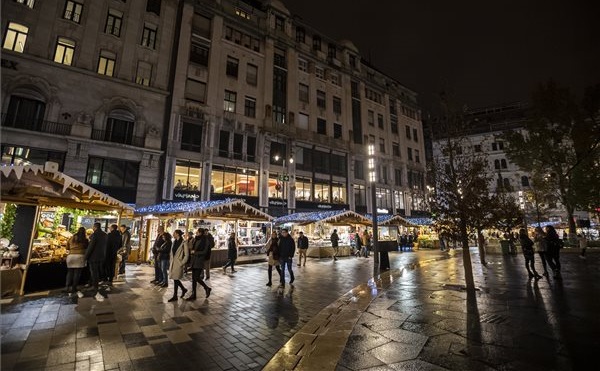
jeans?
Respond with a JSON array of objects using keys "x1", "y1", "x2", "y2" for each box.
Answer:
[
  {"x1": 159, "y1": 258, "x2": 169, "y2": 284},
  {"x1": 279, "y1": 258, "x2": 294, "y2": 285},
  {"x1": 88, "y1": 262, "x2": 103, "y2": 291},
  {"x1": 538, "y1": 251, "x2": 549, "y2": 273},
  {"x1": 547, "y1": 249, "x2": 561, "y2": 273},
  {"x1": 65, "y1": 268, "x2": 83, "y2": 292},
  {"x1": 154, "y1": 256, "x2": 163, "y2": 282},
  {"x1": 105, "y1": 255, "x2": 116, "y2": 282},
  {"x1": 119, "y1": 253, "x2": 128, "y2": 275},
  {"x1": 223, "y1": 258, "x2": 236, "y2": 272}
]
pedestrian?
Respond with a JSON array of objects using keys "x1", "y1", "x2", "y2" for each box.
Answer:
[
  {"x1": 118, "y1": 224, "x2": 132, "y2": 275},
  {"x1": 533, "y1": 227, "x2": 549, "y2": 276},
  {"x1": 167, "y1": 230, "x2": 189, "y2": 302},
  {"x1": 519, "y1": 228, "x2": 541, "y2": 279},
  {"x1": 156, "y1": 232, "x2": 172, "y2": 287},
  {"x1": 278, "y1": 228, "x2": 295, "y2": 287},
  {"x1": 330, "y1": 229, "x2": 339, "y2": 261},
  {"x1": 150, "y1": 226, "x2": 165, "y2": 285},
  {"x1": 265, "y1": 231, "x2": 281, "y2": 286},
  {"x1": 65, "y1": 227, "x2": 88, "y2": 298},
  {"x1": 105, "y1": 224, "x2": 121, "y2": 286},
  {"x1": 400, "y1": 234, "x2": 408, "y2": 251},
  {"x1": 361, "y1": 230, "x2": 370, "y2": 257},
  {"x1": 545, "y1": 225, "x2": 563, "y2": 279},
  {"x1": 188, "y1": 228, "x2": 211, "y2": 300},
  {"x1": 297, "y1": 231, "x2": 308, "y2": 266},
  {"x1": 204, "y1": 228, "x2": 214, "y2": 279},
  {"x1": 354, "y1": 231, "x2": 363, "y2": 257},
  {"x1": 222, "y1": 232, "x2": 238, "y2": 273},
  {"x1": 85, "y1": 222, "x2": 108, "y2": 302},
  {"x1": 578, "y1": 233, "x2": 588, "y2": 259}
]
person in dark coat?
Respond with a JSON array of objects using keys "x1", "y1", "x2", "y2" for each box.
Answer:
[
  {"x1": 204, "y1": 229, "x2": 214, "y2": 279},
  {"x1": 150, "y1": 226, "x2": 165, "y2": 284},
  {"x1": 278, "y1": 228, "x2": 295, "y2": 287},
  {"x1": 297, "y1": 231, "x2": 309, "y2": 266},
  {"x1": 222, "y1": 232, "x2": 238, "y2": 273},
  {"x1": 118, "y1": 224, "x2": 132, "y2": 275},
  {"x1": 330, "y1": 229, "x2": 339, "y2": 261},
  {"x1": 157, "y1": 232, "x2": 172, "y2": 287},
  {"x1": 187, "y1": 228, "x2": 211, "y2": 300},
  {"x1": 105, "y1": 224, "x2": 121, "y2": 285},
  {"x1": 85, "y1": 222, "x2": 108, "y2": 301},
  {"x1": 519, "y1": 228, "x2": 541, "y2": 279},
  {"x1": 545, "y1": 225, "x2": 563, "y2": 279},
  {"x1": 265, "y1": 231, "x2": 281, "y2": 286}
]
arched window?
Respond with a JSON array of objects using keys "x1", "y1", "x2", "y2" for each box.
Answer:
[
  {"x1": 503, "y1": 178, "x2": 511, "y2": 189},
  {"x1": 501, "y1": 159, "x2": 507, "y2": 169},
  {"x1": 5, "y1": 88, "x2": 46, "y2": 131},
  {"x1": 102, "y1": 109, "x2": 135, "y2": 145},
  {"x1": 521, "y1": 176, "x2": 529, "y2": 187},
  {"x1": 494, "y1": 159, "x2": 500, "y2": 169}
]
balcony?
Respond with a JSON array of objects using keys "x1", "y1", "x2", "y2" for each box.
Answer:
[
  {"x1": 91, "y1": 129, "x2": 145, "y2": 147},
  {"x1": 1, "y1": 113, "x2": 71, "y2": 136}
]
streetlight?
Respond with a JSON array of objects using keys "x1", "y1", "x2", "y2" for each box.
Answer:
[{"x1": 367, "y1": 143, "x2": 379, "y2": 269}]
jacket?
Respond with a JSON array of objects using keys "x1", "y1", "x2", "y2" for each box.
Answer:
[
  {"x1": 158, "y1": 240, "x2": 172, "y2": 260},
  {"x1": 520, "y1": 236, "x2": 534, "y2": 257},
  {"x1": 85, "y1": 229, "x2": 108, "y2": 263},
  {"x1": 330, "y1": 232, "x2": 339, "y2": 247},
  {"x1": 121, "y1": 230, "x2": 132, "y2": 254},
  {"x1": 169, "y1": 238, "x2": 189, "y2": 280},
  {"x1": 107, "y1": 230, "x2": 122, "y2": 257},
  {"x1": 152, "y1": 234, "x2": 165, "y2": 256},
  {"x1": 297, "y1": 235, "x2": 309, "y2": 249},
  {"x1": 227, "y1": 237, "x2": 237, "y2": 260},
  {"x1": 190, "y1": 235, "x2": 208, "y2": 269},
  {"x1": 278, "y1": 234, "x2": 295, "y2": 260},
  {"x1": 206, "y1": 233, "x2": 215, "y2": 259},
  {"x1": 67, "y1": 235, "x2": 88, "y2": 255},
  {"x1": 266, "y1": 238, "x2": 280, "y2": 261}
]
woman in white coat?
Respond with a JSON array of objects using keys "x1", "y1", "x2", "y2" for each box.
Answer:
[{"x1": 168, "y1": 229, "x2": 189, "y2": 302}]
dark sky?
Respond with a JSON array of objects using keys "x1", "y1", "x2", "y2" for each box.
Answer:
[{"x1": 284, "y1": 0, "x2": 600, "y2": 114}]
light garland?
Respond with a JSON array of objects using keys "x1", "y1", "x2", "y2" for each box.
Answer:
[
  {"x1": 274, "y1": 209, "x2": 371, "y2": 225},
  {"x1": 135, "y1": 198, "x2": 272, "y2": 221}
]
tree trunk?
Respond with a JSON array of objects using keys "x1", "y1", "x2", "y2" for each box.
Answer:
[
  {"x1": 477, "y1": 228, "x2": 487, "y2": 266},
  {"x1": 460, "y1": 218, "x2": 476, "y2": 291}
]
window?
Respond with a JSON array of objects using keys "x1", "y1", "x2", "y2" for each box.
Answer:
[
  {"x1": 392, "y1": 142, "x2": 400, "y2": 157},
  {"x1": 141, "y1": 24, "x2": 157, "y2": 49},
  {"x1": 333, "y1": 123, "x2": 342, "y2": 139},
  {"x1": 299, "y1": 83, "x2": 309, "y2": 103},
  {"x1": 354, "y1": 184, "x2": 366, "y2": 207},
  {"x1": 367, "y1": 110, "x2": 374, "y2": 126},
  {"x1": 296, "y1": 27, "x2": 305, "y2": 43},
  {"x1": 351, "y1": 81, "x2": 360, "y2": 98},
  {"x1": 365, "y1": 88, "x2": 383, "y2": 104},
  {"x1": 2, "y1": 145, "x2": 65, "y2": 170},
  {"x1": 246, "y1": 63, "x2": 257, "y2": 86},
  {"x1": 224, "y1": 26, "x2": 260, "y2": 53},
  {"x1": 86, "y1": 157, "x2": 139, "y2": 203},
  {"x1": 413, "y1": 128, "x2": 418, "y2": 142},
  {"x1": 180, "y1": 122, "x2": 203, "y2": 152},
  {"x1": 295, "y1": 177, "x2": 312, "y2": 201},
  {"x1": 315, "y1": 66, "x2": 324, "y2": 80},
  {"x1": 274, "y1": 16, "x2": 285, "y2": 31},
  {"x1": 405, "y1": 125, "x2": 411, "y2": 139},
  {"x1": 233, "y1": 133, "x2": 244, "y2": 160},
  {"x1": 377, "y1": 114, "x2": 384, "y2": 129},
  {"x1": 503, "y1": 178, "x2": 511, "y2": 189},
  {"x1": 274, "y1": 47, "x2": 286, "y2": 68},
  {"x1": 381, "y1": 165, "x2": 388, "y2": 184},
  {"x1": 270, "y1": 142, "x2": 286, "y2": 165},
  {"x1": 474, "y1": 144, "x2": 482, "y2": 152},
  {"x1": 105, "y1": 9, "x2": 123, "y2": 37},
  {"x1": 333, "y1": 97, "x2": 342, "y2": 114},
  {"x1": 415, "y1": 149, "x2": 420, "y2": 163},
  {"x1": 4, "y1": 96, "x2": 46, "y2": 132},
  {"x1": 331, "y1": 73, "x2": 340, "y2": 86},
  {"x1": 394, "y1": 190, "x2": 404, "y2": 210},
  {"x1": 407, "y1": 147, "x2": 413, "y2": 161},
  {"x1": 498, "y1": 141, "x2": 504, "y2": 150},
  {"x1": 192, "y1": 13, "x2": 211, "y2": 39},
  {"x1": 246, "y1": 136, "x2": 256, "y2": 162},
  {"x1": 185, "y1": 79, "x2": 206, "y2": 103},
  {"x1": 54, "y1": 37, "x2": 75, "y2": 65},
  {"x1": 146, "y1": 0, "x2": 161, "y2": 15},
  {"x1": 521, "y1": 176, "x2": 530, "y2": 187},
  {"x1": 3, "y1": 22, "x2": 28, "y2": 53},
  {"x1": 190, "y1": 41, "x2": 209, "y2": 66},
  {"x1": 103, "y1": 113, "x2": 134, "y2": 144},
  {"x1": 492, "y1": 141, "x2": 504, "y2": 151},
  {"x1": 244, "y1": 96, "x2": 256, "y2": 118},
  {"x1": 298, "y1": 58, "x2": 308, "y2": 72},
  {"x1": 224, "y1": 90, "x2": 236, "y2": 112},
  {"x1": 389, "y1": 98, "x2": 397, "y2": 115},
  {"x1": 316, "y1": 90, "x2": 326, "y2": 109},
  {"x1": 379, "y1": 138, "x2": 385, "y2": 154},
  {"x1": 327, "y1": 43, "x2": 336, "y2": 59},
  {"x1": 212, "y1": 166, "x2": 258, "y2": 196},
  {"x1": 297, "y1": 113, "x2": 309, "y2": 130},
  {"x1": 501, "y1": 159, "x2": 507, "y2": 169},
  {"x1": 395, "y1": 169, "x2": 402, "y2": 186},
  {"x1": 331, "y1": 182, "x2": 346, "y2": 203},
  {"x1": 494, "y1": 159, "x2": 500, "y2": 170},
  {"x1": 354, "y1": 160, "x2": 364, "y2": 180},
  {"x1": 390, "y1": 116, "x2": 398, "y2": 134},
  {"x1": 174, "y1": 160, "x2": 202, "y2": 195},
  {"x1": 218, "y1": 130, "x2": 230, "y2": 157},
  {"x1": 226, "y1": 56, "x2": 239, "y2": 77},
  {"x1": 14, "y1": 0, "x2": 35, "y2": 8},
  {"x1": 492, "y1": 143, "x2": 497, "y2": 151},
  {"x1": 135, "y1": 61, "x2": 152, "y2": 86},
  {"x1": 235, "y1": 8, "x2": 250, "y2": 20},
  {"x1": 317, "y1": 118, "x2": 326, "y2": 135},
  {"x1": 63, "y1": 1, "x2": 83, "y2": 23},
  {"x1": 97, "y1": 51, "x2": 116, "y2": 76},
  {"x1": 349, "y1": 55, "x2": 357, "y2": 68},
  {"x1": 312, "y1": 35, "x2": 321, "y2": 51}
]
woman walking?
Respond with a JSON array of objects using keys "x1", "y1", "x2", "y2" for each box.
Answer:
[
  {"x1": 157, "y1": 232, "x2": 172, "y2": 287},
  {"x1": 545, "y1": 225, "x2": 563, "y2": 280},
  {"x1": 167, "y1": 230, "x2": 189, "y2": 302},
  {"x1": 222, "y1": 232, "x2": 238, "y2": 273},
  {"x1": 66, "y1": 227, "x2": 88, "y2": 298},
  {"x1": 188, "y1": 228, "x2": 211, "y2": 300},
  {"x1": 265, "y1": 231, "x2": 281, "y2": 286},
  {"x1": 519, "y1": 228, "x2": 541, "y2": 279},
  {"x1": 533, "y1": 227, "x2": 549, "y2": 276}
]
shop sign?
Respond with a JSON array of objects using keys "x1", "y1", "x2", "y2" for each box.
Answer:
[
  {"x1": 377, "y1": 208, "x2": 390, "y2": 214},
  {"x1": 296, "y1": 200, "x2": 348, "y2": 211},
  {"x1": 173, "y1": 189, "x2": 201, "y2": 201},
  {"x1": 268, "y1": 198, "x2": 288, "y2": 207}
]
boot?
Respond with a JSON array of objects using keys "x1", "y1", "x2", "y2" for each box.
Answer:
[
  {"x1": 267, "y1": 268, "x2": 273, "y2": 286},
  {"x1": 180, "y1": 287, "x2": 188, "y2": 298},
  {"x1": 186, "y1": 281, "x2": 197, "y2": 300}
]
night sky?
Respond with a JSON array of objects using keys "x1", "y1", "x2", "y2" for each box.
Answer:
[{"x1": 284, "y1": 0, "x2": 600, "y2": 114}]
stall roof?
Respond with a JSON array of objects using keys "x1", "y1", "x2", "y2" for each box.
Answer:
[
  {"x1": 364, "y1": 214, "x2": 414, "y2": 226},
  {"x1": 405, "y1": 217, "x2": 433, "y2": 226},
  {"x1": 1, "y1": 164, "x2": 134, "y2": 213},
  {"x1": 134, "y1": 198, "x2": 272, "y2": 221},
  {"x1": 274, "y1": 210, "x2": 372, "y2": 226}
]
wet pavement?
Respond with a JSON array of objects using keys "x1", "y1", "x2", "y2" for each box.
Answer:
[{"x1": 1, "y1": 248, "x2": 598, "y2": 370}]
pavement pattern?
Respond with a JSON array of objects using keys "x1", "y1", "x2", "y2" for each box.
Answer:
[{"x1": 1, "y1": 248, "x2": 598, "y2": 370}]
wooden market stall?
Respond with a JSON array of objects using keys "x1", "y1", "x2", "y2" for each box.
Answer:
[
  {"x1": 134, "y1": 198, "x2": 273, "y2": 266},
  {"x1": 274, "y1": 210, "x2": 372, "y2": 258},
  {"x1": 365, "y1": 214, "x2": 415, "y2": 252},
  {"x1": 0, "y1": 163, "x2": 133, "y2": 295},
  {"x1": 404, "y1": 217, "x2": 438, "y2": 249}
]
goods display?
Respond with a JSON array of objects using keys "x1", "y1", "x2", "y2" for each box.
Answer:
[{"x1": 30, "y1": 225, "x2": 72, "y2": 263}]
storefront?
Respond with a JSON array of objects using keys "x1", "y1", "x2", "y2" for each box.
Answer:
[
  {"x1": 366, "y1": 214, "x2": 414, "y2": 251},
  {"x1": 0, "y1": 163, "x2": 133, "y2": 295},
  {"x1": 134, "y1": 198, "x2": 272, "y2": 267},
  {"x1": 405, "y1": 217, "x2": 437, "y2": 249},
  {"x1": 274, "y1": 210, "x2": 372, "y2": 258}
]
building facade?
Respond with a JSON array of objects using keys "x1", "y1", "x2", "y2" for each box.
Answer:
[
  {"x1": 163, "y1": 0, "x2": 427, "y2": 216},
  {"x1": 1, "y1": 0, "x2": 179, "y2": 206}
]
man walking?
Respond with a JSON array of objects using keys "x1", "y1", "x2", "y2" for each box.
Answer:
[
  {"x1": 85, "y1": 222, "x2": 108, "y2": 302},
  {"x1": 119, "y1": 224, "x2": 132, "y2": 275},
  {"x1": 297, "y1": 231, "x2": 308, "y2": 267},
  {"x1": 105, "y1": 224, "x2": 121, "y2": 286},
  {"x1": 151, "y1": 226, "x2": 165, "y2": 285},
  {"x1": 278, "y1": 229, "x2": 295, "y2": 287},
  {"x1": 204, "y1": 228, "x2": 214, "y2": 279},
  {"x1": 331, "y1": 229, "x2": 339, "y2": 261},
  {"x1": 188, "y1": 228, "x2": 211, "y2": 300}
]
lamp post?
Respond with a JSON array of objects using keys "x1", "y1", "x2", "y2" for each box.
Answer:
[
  {"x1": 368, "y1": 143, "x2": 379, "y2": 269},
  {"x1": 273, "y1": 153, "x2": 293, "y2": 213}
]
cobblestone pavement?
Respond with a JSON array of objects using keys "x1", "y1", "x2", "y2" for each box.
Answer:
[{"x1": 1, "y1": 250, "x2": 446, "y2": 371}]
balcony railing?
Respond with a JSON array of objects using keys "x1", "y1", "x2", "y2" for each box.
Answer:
[
  {"x1": 2, "y1": 113, "x2": 72, "y2": 136},
  {"x1": 91, "y1": 129, "x2": 145, "y2": 147}
]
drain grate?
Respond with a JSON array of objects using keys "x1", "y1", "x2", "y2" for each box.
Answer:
[{"x1": 479, "y1": 313, "x2": 508, "y2": 324}]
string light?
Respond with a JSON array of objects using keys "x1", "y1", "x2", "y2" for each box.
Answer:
[
  {"x1": 135, "y1": 198, "x2": 272, "y2": 220},
  {"x1": 273, "y1": 210, "x2": 371, "y2": 225}
]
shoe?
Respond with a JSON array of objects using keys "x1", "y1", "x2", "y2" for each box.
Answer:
[
  {"x1": 205, "y1": 287, "x2": 212, "y2": 298},
  {"x1": 290, "y1": 277, "x2": 295, "y2": 284},
  {"x1": 580, "y1": 255, "x2": 586, "y2": 259},
  {"x1": 266, "y1": 282, "x2": 272, "y2": 286},
  {"x1": 150, "y1": 280, "x2": 157, "y2": 284},
  {"x1": 180, "y1": 288, "x2": 188, "y2": 298},
  {"x1": 105, "y1": 286, "x2": 111, "y2": 292},
  {"x1": 231, "y1": 270, "x2": 236, "y2": 273},
  {"x1": 223, "y1": 267, "x2": 227, "y2": 274},
  {"x1": 160, "y1": 282, "x2": 168, "y2": 288},
  {"x1": 334, "y1": 257, "x2": 337, "y2": 261},
  {"x1": 94, "y1": 292, "x2": 104, "y2": 302},
  {"x1": 279, "y1": 284, "x2": 285, "y2": 288},
  {"x1": 167, "y1": 296, "x2": 178, "y2": 302},
  {"x1": 186, "y1": 295, "x2": 196, "y2": 301},
  {"x1": 76, "y1": 291, "x2": 84, "y2": 298}
]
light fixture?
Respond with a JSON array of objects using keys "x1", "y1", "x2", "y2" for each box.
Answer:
[
  {"x1": 289, "y1": 157, "x2": 294, "y2": 164},
  {"x1": 274, "y1": 155, "x2": 280, "y2": 162}
]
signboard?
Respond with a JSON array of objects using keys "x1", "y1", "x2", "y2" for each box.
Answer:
[
  {"x1": 268, "y1": 198, "x2": 288, "y2": 207},
  {"x1": 295, "y1": 200, "x2": 348, "y2": 211},
  {"x1": 173, "y1": 189, "x2": 201, "y2": 201},
  {"x1": 278, "y1": 174, "x2": 289, "y2": 181}
]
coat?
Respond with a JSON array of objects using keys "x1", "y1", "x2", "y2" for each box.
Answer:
[
  {"x1": 85, "y1": 229, "x2": 107, "y2": 263},
  {"x1": 278, "y1": 235, "x2": 295, "y2": 260},
  {"x1": 190, "y1": 235, "x2": 208, "y2": 269},
  {"x1": 169, "y1": 238, "x2": 189, "y2": 280},
  {"x1": 107, "y1": 230, "x2": 122, "y2": 258},
  {"x1": 227, "y1": 237, "x2": 238, "y2": 260},
  {"x1": 158, "y1": 239, "x2": 172, "y2": 261},
  {"x1": 121, "y1": 230, "x2": 132, "y2": 254},
  {"x1": 266, "y1": 237, "x2": 280, "y2": 266}
]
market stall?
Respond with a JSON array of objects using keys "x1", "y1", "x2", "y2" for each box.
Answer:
[
  {"x1": 134, "y1": 199, "x2": 272, "y2": 266},
  {"x1": 365, "y1": 214, "x2": 415, "y2": 252},
  {"x1": 274, "y1": 210, "x2": 372, "y2": 258},
  {"x1": 0, "y1": 163, "x2": 134, "y2": 295},
  {"x1": 404, "y1": 217, "x2": 438, "y2": 249}
]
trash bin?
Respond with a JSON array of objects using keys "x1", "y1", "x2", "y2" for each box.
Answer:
[
  {"x1": 500, "y1": 240, "x2": 510, "y2": 255},
  {"x1": 380, "y1": 251, "x2": 390, "y2": 270}
]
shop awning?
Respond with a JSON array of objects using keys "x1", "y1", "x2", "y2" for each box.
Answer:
[
  {"x1": 364, "y1": 214, "x2": 414, "y2": 226},
  {"x1": 404, "y1": 217, "x2": 433, "y2": 226},
  {"x1": 134, "y1": 198, "x2": 272, "y2": 221},
  {"x1": 274, "y1": 210, "x2": 372, "y2": 226},
  {"x1": 1, "y1": 163, "x2": 134, "y2": 213}
]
